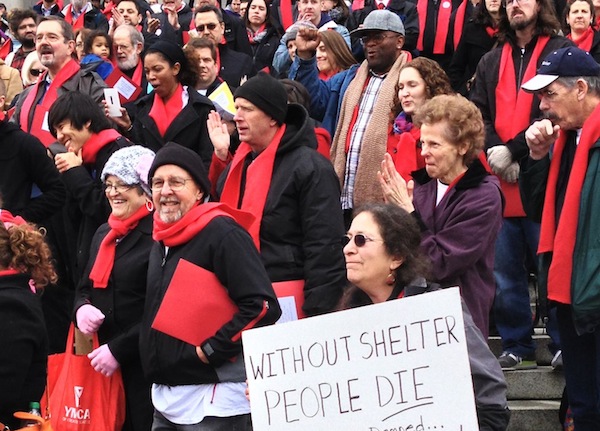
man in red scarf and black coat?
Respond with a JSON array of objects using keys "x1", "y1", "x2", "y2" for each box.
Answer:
[
  {"x1": 520, "y1": 46, "x2": 600, "y2": 431},
  {"x1": 469, "y1": 0, "x2": 571, "y2": 371}
]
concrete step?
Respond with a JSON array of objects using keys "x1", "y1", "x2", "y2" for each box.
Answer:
[
  {"x1": 504, "y1": 367, "x2": 564, "y2": 400},
  {"x1": 488, "y1": 334, "x2": 555, "y2": 366},
  {"x1": 507, "y1": 400, "x2": 562, "y2": 431}
]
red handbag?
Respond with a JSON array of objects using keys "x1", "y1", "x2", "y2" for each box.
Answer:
[{"x1": 42, "y1": 325, "x2": 125, "y2": 431}]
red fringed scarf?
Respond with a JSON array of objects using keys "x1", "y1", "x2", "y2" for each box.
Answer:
[
  {"x1": 538, "y1": 103, "x2": 600, "y2": 304},
  {"x1": 19, "y1": 59, "x2": 80, "y2": 134},
  {"x1": 148, "y1": 83, "x2": 183, "y2": 137},
  {"x1": 153, "y1": 202, "x2": 255, "y2": 247},
  {"x1": 219, "y1": 125, "x2": 286, "y2": 250},
  {"x1": 63, "y1": 4, "x2": 86, "y2": 29},
  {"x1": 493, "y1": 35, "x2": 549, "y2": 217},
  {"x1": 82, "y1": 129, "x2": 122, "y2": 164},
  {"x1": 567, "y1": 27, "x2": 594, "y2": 53},
  {"x1": 417, "y1": 0, "x2": 453, "y2": 53},
  {"x1": 89, "y1": 205, "x2": 151, "y2": 288}
]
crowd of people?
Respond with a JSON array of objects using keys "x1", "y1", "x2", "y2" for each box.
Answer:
[{"x1": 0, "y1": 0, "x2": 598, "y2": 429}]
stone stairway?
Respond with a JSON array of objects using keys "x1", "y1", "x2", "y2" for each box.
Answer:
[{"x1": 488, "y1": 332, "x2": 565, "y2": 431}]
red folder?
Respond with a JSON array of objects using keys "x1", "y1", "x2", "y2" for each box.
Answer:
[
  {"x1": 104, "y1": 68, "x2": 142, "y2": 104},
  {"x1": 151, "y1": 259, "x2": 238, "y2": 345},
  {"x1": 273, "y1": 280, "x2": 305, "y2": 319}
]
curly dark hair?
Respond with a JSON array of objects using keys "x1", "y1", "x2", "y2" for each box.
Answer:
[
  {"x1": 0, "y1": 222, "x2": 57, "y2": 288},
  {"x1": 497, "y1": 0, "x2": 562, "y2": 42},
  {"x1": 83, "y1": 30, "x2": 113, "y2": 57},
  {"x1": 337, "y1": 203, "x2": 431, "y2": 310},
  {"x1": 391, "y1": 57, "x2": 453, "y2": 120}
]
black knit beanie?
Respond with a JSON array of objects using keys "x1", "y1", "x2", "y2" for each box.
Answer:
[
  {"x1": 234, "y1": 72, "x2": 288, "y2": 124},
  {"x1": 148, "y1": 142, "x2": 211, "y2": 195}
]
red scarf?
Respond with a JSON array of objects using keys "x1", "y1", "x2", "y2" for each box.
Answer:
[
  {"x1": 280, "y1": 0, "x2": 294, "y2": 30},
  {"x1": 567, "y1": 27, "x2": 594, "y2": 52},
  {"x1": 417, "y1": 0, "x2": 453, "y2": 53},
  {"x1": 64, "y1": 4, "x2": 86, "y2": 29},
  {"x1": 19, "y1": 59, "x2": 80, "y2": 134},
  {"x1": 538, "y1": 104, "x2": 600, "y2": 304},
  {"x1": 0, "y1": 209, "x2": 27, "y2": 228},
  {"x1": 485, "y1": 26, "x2": 498, "y2": 38},
  {"x1": 453, "y1": 0, "x2": 468, "y2": 49},
  {"x1": 148, "y1": 83, "x2": 183, "y2": 137},
  {"x1": 153, "y1": 202, "x2": 255, "y2": 247},
  {"x1": 247, "y1": 23, "x2": 266, "y2": 44},
  {"x1": 82, "y1": 129, "x2": 122, "y2": 164},
  {"x1": 220, "y1": 125, "x2": 286, "y2": 250},
  {"x1": 493, "y1": 35, "x2": 549, "y2": 217},
  {"x1": 89, "y1": 205, "x2": 151, "y2": 288},
  {"x1": 131, "y1": 60, "x2": 143, "y2": 86}
]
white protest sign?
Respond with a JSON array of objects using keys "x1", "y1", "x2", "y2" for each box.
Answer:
[{"x1": 243, "y1": 287, "x2": 478, "y2": 431}]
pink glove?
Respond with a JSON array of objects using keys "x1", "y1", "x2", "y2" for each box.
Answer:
[
  {"x1": 88, "y1": 344, "x2": 120, "y2": 376},
  {"x1": 76, "y1": 304, "x2": 105, "y2": 335}
]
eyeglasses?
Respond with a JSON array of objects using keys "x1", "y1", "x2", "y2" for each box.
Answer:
[
  {"x1": 196, "y1": 23, "x2": 219, "y2": 32},
  {"x1": 150, "y1": 177, "x2": 193, "y2": 192},
  {"x1": 105, "y1": 182, "x2": 135, "y2": 194},
  {"x1": 360, "y1": 33, "x2": 397, "y2": 45},
  {"x1": 501, "y1": 0, "x2": 530, "y2": 7},
  {"x1": 30, "y1": 68, "x2": 46, "y2": 77},
  {"x1": 342, "y1": 234, "x2": 383, "y2": 247}
]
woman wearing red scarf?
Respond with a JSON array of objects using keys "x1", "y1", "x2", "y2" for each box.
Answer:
[
  {"x1": 74, "y1": 146, "x2": 155, "y2": 431},
  {"x1": 111, "y1": 41, "x2": 214, "y2": 171},
  {"x1": 448, "y1": 0, "x2": 501, "y2": 95},
  {"x1": 50, "y1": 92, "x2": 133, "y2": 286},
  {"x1": 388, "y1": 57, "x2": 453, "y2": 181},
  {"x1": 564, "y1": 0, "x2": 600, "y2": 62},
  {"x1": 244, "y1": 0, "x2": 281, "y2": 73},
  {"x1": 316, "y1": 30, "x2": 356, "y2": 80},
  {"x1": 0, "y1": 210, "x2": 56, "y2": 431},
  {"x1": 379, "y1": 95, "x2": 503, "y2": 338}
]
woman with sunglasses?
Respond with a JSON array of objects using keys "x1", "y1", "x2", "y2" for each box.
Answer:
[
  {"x1": 74, "y1": 146, "x2": 155, "y2": 431},
  {"x1": 21, "y1": 51, "x2": 47, "y2": 87},
  {"x1": 109, "y1": 40, "x2": 214, "y2": 170},
  {"x1": 340, "y1": 203, "x2": 510, "y2": 431},
  {"x1": 379, "y1": 94, "x2": 503, "y2": 338}
]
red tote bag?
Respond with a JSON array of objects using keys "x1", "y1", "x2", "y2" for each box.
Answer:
[{"x1": 42, "y1": 325, "x2": 126, "y2": 431}]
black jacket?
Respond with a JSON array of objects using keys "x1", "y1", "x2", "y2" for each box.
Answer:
[
  {"x1": 218, "y1": 44, "x2": 257, "y2": 90},
  {"x1": 249, "y1": 25, "x2": 281, "y2": 73},
  {"x1": 58, "y1": 6, "x2": 109, "y2": 32},
  {"x1": 216, "y1": 104, "x2": 347, "y2": 316},
  {"x1": 0, "y1": 120, "x2": 65, "y2": 224},
  {"x1": 0, "y1": 274, "x2": 47, "y2": 431},
  {"x1": 139, "y1": 215, "x2": 281, "y2": 385},
  {"x1": 150, "y1": 4, "x2": 193, "y2": 46},
  {"x1": 129, "y1": 89, "x2": 214, "y2": 170},
  {"x1": 223, "y1": 11, "x2": 253, "y2": 56}
]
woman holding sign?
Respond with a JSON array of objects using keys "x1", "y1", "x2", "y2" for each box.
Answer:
[{"x1": 341, "y1": 203, "x2": 510, "y2": 431}]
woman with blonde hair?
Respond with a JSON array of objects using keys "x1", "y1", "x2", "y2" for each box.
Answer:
[{"x1": 20, "y1": 51, "x2": 46, "y2": 87}]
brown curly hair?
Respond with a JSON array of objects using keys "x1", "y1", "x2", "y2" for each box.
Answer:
[
  {"x1": 413, "y1": 94, "x2": 485, "y2": 165},
  {"x1": 0, "y1": 222, "x2": 57, "y2": 288},
  {"x1": 391, "y1": 57, "x2": 454, "y2": 120}
]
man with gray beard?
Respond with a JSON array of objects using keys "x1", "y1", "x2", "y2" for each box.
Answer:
[
  {"x1": 470, "y1": 0, "x2": 572, "y2": 371},
  {"x1": 112, "y1": 24, "x2": 149, "y2": 102}
]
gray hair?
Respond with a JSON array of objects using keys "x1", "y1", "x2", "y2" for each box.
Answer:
[
  {"x1": 555, "y1": 76, "x2": 600, "y2": 97},
  {"x1": 114, "y1": 23, "x2": 144, "y2": 47}
]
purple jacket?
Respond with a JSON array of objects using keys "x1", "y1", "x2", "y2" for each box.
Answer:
[{"x1": 412, "y1": 159, "x2": 503, "y2": 337}]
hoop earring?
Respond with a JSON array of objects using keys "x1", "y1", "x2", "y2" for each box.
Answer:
[
  {"x1": 386, "y1": 272, "x2": 396, "y2": 286},
  {"x1": 145, "y1": 200, "x2": 154, "y2": 212}
]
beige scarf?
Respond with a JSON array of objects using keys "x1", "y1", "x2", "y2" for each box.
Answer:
[{"x1": 331, "y1": 52, "x2": 409, "y2": 208}]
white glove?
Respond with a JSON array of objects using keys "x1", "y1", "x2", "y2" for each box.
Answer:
[
  {"x1": 88, "y1": 344, "x2": 120, "y2": 376},
  {"x1": 500, "y1": 161, "x2": 520, "y2": 183},
  {"x1": 76, "y1": 304, "x2": 105, "y2": 336},
  {"x1": 486, "y1": 146, "x2": 513, "y2": 175}
]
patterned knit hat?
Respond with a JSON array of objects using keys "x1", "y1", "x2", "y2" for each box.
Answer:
[{"x1": 101, "y1": 146, "x2": 156, "y2": 196}]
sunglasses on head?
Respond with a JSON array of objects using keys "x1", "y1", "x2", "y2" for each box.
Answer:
[
  {"x1": 197, "y1": 23, "x2": 219, "y2": 31},
  {"x1": 342, "y1": 234, "x2": 380, "y2": 247},
  {"x1": 30, "y1": 68, "x2": 46, "y2": 77}
]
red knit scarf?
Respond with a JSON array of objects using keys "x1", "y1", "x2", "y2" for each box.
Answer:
[
  {"x1": 538, "y1": 103, "x2": 600, "y2": 304},
  {"x1": 152, "y1": 202, "x2": 255, "y2": 247},
  {"x1": 149, "y1": 83, "x2": 183, "y2": 137},
  {"x1": 417, "y1": 0, "x2": 453, "y2": 53},
  {"x1": 89, "y1": 205, "x2": 151, "y2": 288},
  {"x1": 20, "y1": 59, "x2": 80, "y2": 133},
  {"x1": 494, "y1": 35, "x2": 549, "y2": 217},
  {"x1": 220, "y1": 125, "x2": 286, "y2": 250},
  {"x1": 64, "y1": 4, "x2": 86, "y2": 29},
  {"x1": 567, "y1": 26, "x2": 594, "y2": 52},
  {"x1": 82, "y1": 129, "x2": 122, "y2": 164}
]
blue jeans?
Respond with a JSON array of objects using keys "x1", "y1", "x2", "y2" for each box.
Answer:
[
  {"x1": 556, "y1": 304, "x2": 600, "y2": 430},
  {"x1": 493, "y1": 217, "x2": 560, "y2": 357},
  {"x1": 151, "y1": 411, "x2": 250, "y2": 431}
]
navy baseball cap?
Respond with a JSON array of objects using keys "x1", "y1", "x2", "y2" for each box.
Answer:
[{"x1": 522, "y1": 46, "x2": 600, "y2": 92}]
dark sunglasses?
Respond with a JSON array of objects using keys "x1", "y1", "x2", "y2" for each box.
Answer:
[
  {"x1": 30, "y1": 68, "x2": 46, "y2": 77},
  {"x1": 197, "y1": 23, "x2": 219, "y2": 32},
  {"x1": 342, "y1": 234, "x2": 381, "y2": 247}
]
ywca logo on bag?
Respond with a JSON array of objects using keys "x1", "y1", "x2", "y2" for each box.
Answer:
[{"x1": 63, "y1": 385, "x2": 91, "y2": 424}]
